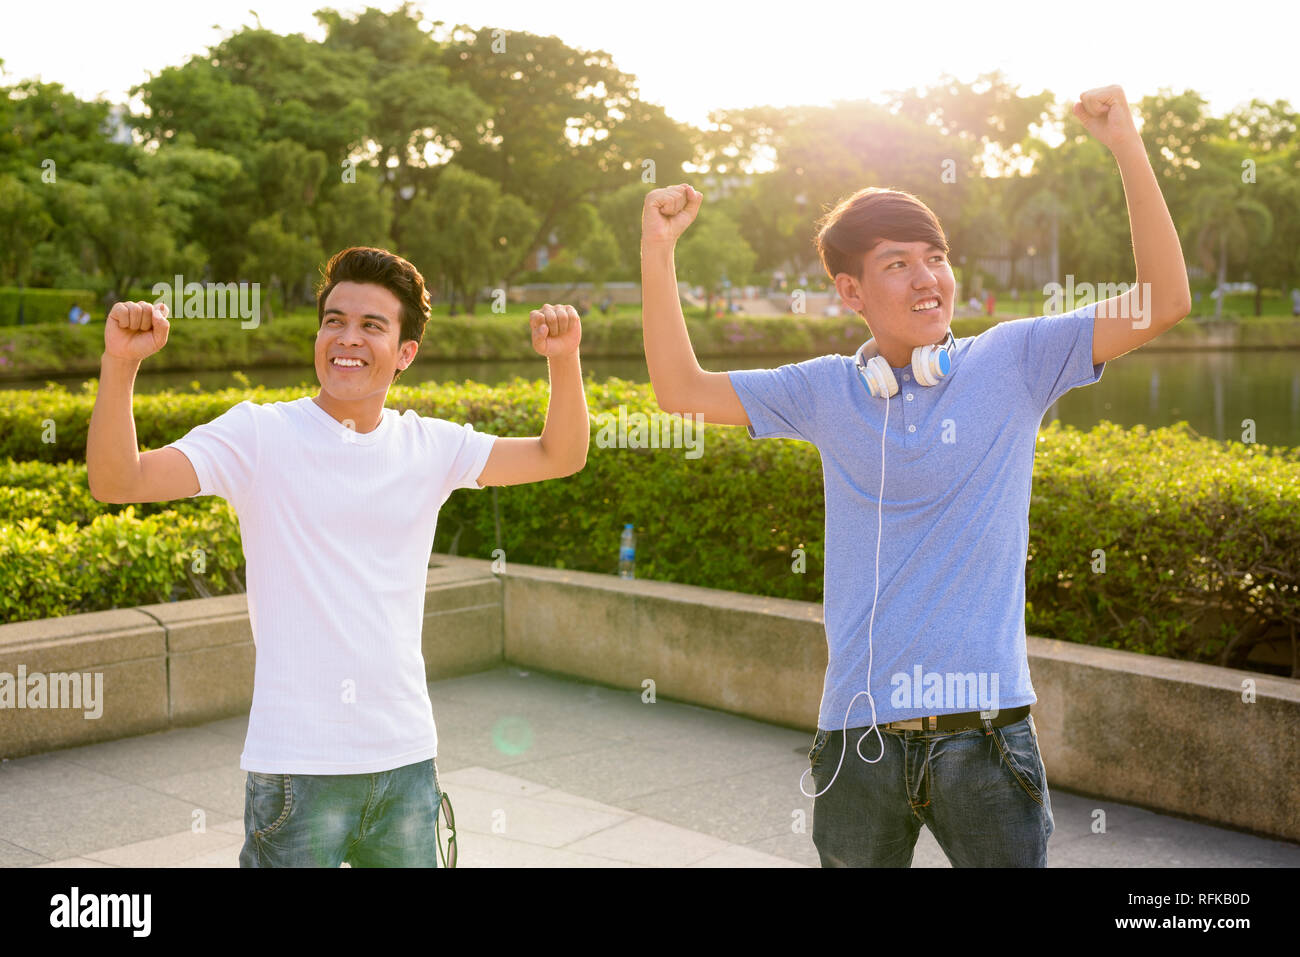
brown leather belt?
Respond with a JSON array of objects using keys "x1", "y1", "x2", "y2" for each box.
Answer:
[{"x1": 883, "y1": 704, "x2": 1030, "y2": 732}]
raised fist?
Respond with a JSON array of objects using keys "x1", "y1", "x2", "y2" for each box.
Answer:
[
  {"x1": 530, "y1": 303, "x2": 581, "y2": 359},
  {"x1": 642, "y1": 184, "x2": 703, "y2": 246},
  {"x1": 104, "y1": 300, "x2": 170, "y2": 362},
  {"x1": 1073, "y1": 85, "x2": 1140, "y2": 153}
]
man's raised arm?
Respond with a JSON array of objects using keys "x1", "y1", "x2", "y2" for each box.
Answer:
[
  {"x1": 87, "y1": 301, "x2": 200, "y2": 504},
  {"x1": 474, "y1": 304, "x2": 589, "y2": 487},
  {"x1": 640, "y1": 184, "x2": 751, "y2": 426},
  {"x1": 1075, "y1": 85, "x2": 1192, "y2": 364}
]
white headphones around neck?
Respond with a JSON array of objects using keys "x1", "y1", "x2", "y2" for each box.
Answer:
[{"x1": 854, "y1": 330, "x2": 956, "y2": 398}]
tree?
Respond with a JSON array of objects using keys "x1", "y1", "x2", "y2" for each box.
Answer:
[
  {"x1": 676, "y1": 211, "x2": 757, "y2": 315},
  {"x1": 240, "y1": 213, "x2": 324, "y2": 319},
  {"x1": 888, "y1": 71, "x2": 1054, "y2": 178},
  {"x1": 0, "y1": 174, "x2": 53, "y2": 322},
  {"x1": 318, "y1": 3, "x2": 489, "y2": 242},
  {"x1": 1182, "y1": 168, "x2": 1273, "y2": 317},
  {"x1": 316, "y1": 173, "x2": 394, "y2": 257},
  {"x1": 401, "y1": 164, "x2": 539, "y2": 313},
  {"x1": 598, "y1": 181, "x2": 654, "y2": 281},
  {"x1": 0, "y1": 175, "x2": 52, "y2": 284},
  {"x1": 443, "y1": 25, "x2": 693, "y2": 282},
  {"x1": 0, "y1": 79, "x2": 134, "y2": 177},
  {"x1": 57, "y1": 165, "x2": 183, "y2": 303}
]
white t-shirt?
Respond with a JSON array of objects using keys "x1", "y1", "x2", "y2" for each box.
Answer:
[{"x1": 166, "y1": 396, "x2": 497, "y2": 774}]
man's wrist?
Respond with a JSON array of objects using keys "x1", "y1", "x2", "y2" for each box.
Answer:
[
  {"x1": 546, "y1": 348, "x2": 581, "y2": 367},
  {"x1": 1109, "y1": 136, "x2": 1147, "y2": 165},
  {"x1": 101, "y1": 353, "x2": 142, "y2": 370}
]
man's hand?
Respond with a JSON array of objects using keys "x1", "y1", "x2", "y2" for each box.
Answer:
[
  {"x1": 642, "y1": 184, "x2": 703, "y2": 247},
  {"x1": 530, "y1": 304, "x2": 581, "y2": 359},
  {"x1": 1073, "y1": 85, "x2": 1141, "y2": 154},
  {"x1": 104, "y1": 300, "x2": 170, "y2": 363}
]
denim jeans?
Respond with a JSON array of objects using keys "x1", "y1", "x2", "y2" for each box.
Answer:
[
  {"x1": 807, "y1": 714, "x2": 1054, "y2": 867},
  {"x1": 239, "y1": 758, "x2": 443, "y2": 867}
]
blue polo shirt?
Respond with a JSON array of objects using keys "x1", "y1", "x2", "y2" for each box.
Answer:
[{"x1": 728, "y1": 303, "x2": 1105, "y2": 730}]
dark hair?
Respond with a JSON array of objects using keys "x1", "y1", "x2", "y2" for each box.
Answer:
[
  {"x1": 316, "y1": 247, "x2": 430, "y2": 383},
  {"x1": 814, "y1": 187, "x2": 949, "y2": 281}
]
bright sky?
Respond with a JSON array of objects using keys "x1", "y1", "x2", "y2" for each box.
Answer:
[{"x1": 4, "y1": 0, "x2": 1296, "y2": 131}]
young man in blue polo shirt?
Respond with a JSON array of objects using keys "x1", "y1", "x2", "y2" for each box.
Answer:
[{"x1": 639, "y1": 85, "x2": 1190, "y2": 867}]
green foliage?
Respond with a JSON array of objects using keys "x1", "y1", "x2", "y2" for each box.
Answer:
[
  {"x1": 0, "y1": 288, "x2": 98, "y2": 327},
  {"x1": 676, "y1": 210, "x2": 758, "y2": 310},
  {"x1": 1, "y1": 382, "x2": 1296, "y2": 676},
  {"x1": 2, "y1": 505, "x2": 246, "y2": 620},
  {"x1": 8, "y1": 13, "x2": 1300, "y2": 327},
  {"x1": 401, "y1": 165, "x2": 540, "y2": 313},
  {"x1": 1025, "y1": 421, "x2": 1300, "y2": 669},
  {"x1": 2, "y1": 309, "x2": 982, "y2": 381}
]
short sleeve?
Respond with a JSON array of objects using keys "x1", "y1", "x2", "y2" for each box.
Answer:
[
  {"x1": 998, "y1": 302, "x2": 1106, "y2": 411},
  {"x1": 427, "y1": 419, "x2": 498, "y2": 497},
  {"x1": 727, "y1": 355, "x2": 837, "y2": 443},
  {"x1": 165, "y1": 400, "x2": 261, "y2": 506}
]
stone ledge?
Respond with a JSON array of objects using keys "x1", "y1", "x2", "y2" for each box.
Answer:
[{"x1": 2, "y1": 554, "x2": 1296, "y2": 841}]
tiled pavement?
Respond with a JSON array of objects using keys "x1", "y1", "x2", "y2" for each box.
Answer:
[{"x1": 3, "y1": 666, "x2": 1297, "y2": 868}]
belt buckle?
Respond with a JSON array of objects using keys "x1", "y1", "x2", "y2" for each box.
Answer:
[{"x1": 891, "y1": 715, "x2": 936, "y2": 731}]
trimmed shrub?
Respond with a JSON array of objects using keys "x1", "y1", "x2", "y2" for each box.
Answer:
[
  {"x1": 0, "y1": 379, "x2": 1296, "y2": 676},
  {"x1": 0, "y1": 288, "x2": 98, "y2": 327},
  {"x1": 0, "y1": 311, "x2": 1003, "y2": 380}
]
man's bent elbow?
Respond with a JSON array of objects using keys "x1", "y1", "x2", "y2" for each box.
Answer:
[
  {"x1": 89, "y1": 482, "x2": 121, "y2": 504},
  {"x1": 651, "y1": 388, "x2": 685, "y2": 415}
]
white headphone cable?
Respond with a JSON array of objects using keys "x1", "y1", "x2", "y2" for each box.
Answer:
[{"x1": 799, "y1": 386, "x2": 890, "y2": 798}]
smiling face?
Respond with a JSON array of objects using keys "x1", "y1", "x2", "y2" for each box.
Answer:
[
  {"x1": 314, "y1": 281, "x2": 417, "y2": 392},
  {"x1": 834, "y1": 239, "x2": 957, "y2": 368}
]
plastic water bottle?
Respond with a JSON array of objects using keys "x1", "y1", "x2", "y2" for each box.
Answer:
[{"x1": 619, "y1": 524, "x2": 636, "y2": 579}]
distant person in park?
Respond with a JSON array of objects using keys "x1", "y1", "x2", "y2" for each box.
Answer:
[
  {"x1": 86, "y1": 246, "x2": 590, "y2": 867},
  {"x1": 640, "y1": 85, "x2": 1190, "y2": 867},
  {"x1": 1291, "y1": 287, "x2": 1299, "y2": 316}
]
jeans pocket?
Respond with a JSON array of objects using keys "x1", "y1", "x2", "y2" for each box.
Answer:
[
  {"x1": 808, "y1": 728, "x2": 833, "y2": 769},
  {"x1": 249, "y1": 772, "x2": 296, "y2": 840},
  {"x1": 991, "y1": 719, "x2": 1046, "y2": 808}
]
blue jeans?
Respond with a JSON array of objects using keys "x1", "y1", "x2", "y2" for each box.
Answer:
[
  {"x1": 239, "y1": 758, "x2": 443, "y2": 867},
  {"x1": 808, "y1": 715, "x2": 1054, "y2": 867}
]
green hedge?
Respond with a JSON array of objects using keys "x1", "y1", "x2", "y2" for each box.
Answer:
[
  {"x1": 0, "y1": 503, "x2": 245, "y2": 620},
  {"x1": 1, "y1": 379, "x2": 1297, "y2": 673},
  {"x1": 0, "y1": 288, "x2": 98, "y2": 328},
  {"x1": 0, "y1": 312, "x2": 1003, "y2": 380}
]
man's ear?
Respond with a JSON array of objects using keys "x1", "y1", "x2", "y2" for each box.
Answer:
[
  {"x1": 833, "y1": 272, "x2": 864, "y2": 315},
  {"x1": 400, "y1": 339, "x2": 418, "y2": 369}
]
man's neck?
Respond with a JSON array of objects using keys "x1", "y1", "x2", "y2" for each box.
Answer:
[
  {"x1": 877, "y1": 343, "x2": 913, "y2": 369},
  {"x1": 873, "y1": 330, "x2": 952, "y2": 370},
  {"x1": 312, "y1": 393, "x2": 383, "y2": 434}
]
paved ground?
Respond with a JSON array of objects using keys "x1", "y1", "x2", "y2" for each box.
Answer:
[{"x1": 2, "y1": 666, "x2": 1297, "y2": 868}]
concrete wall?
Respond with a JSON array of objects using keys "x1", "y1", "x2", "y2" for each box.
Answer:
[
  {"x1": 0, "y1": 561, "x2": 502, "y2": 758},
  {"x1": 2, "y1": 554, "x2": 1296, "y2": 842}
]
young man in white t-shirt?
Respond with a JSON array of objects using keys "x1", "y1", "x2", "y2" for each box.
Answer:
[{"x1": 86, "y1": 246, "x2": 590, "y2": 867}]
